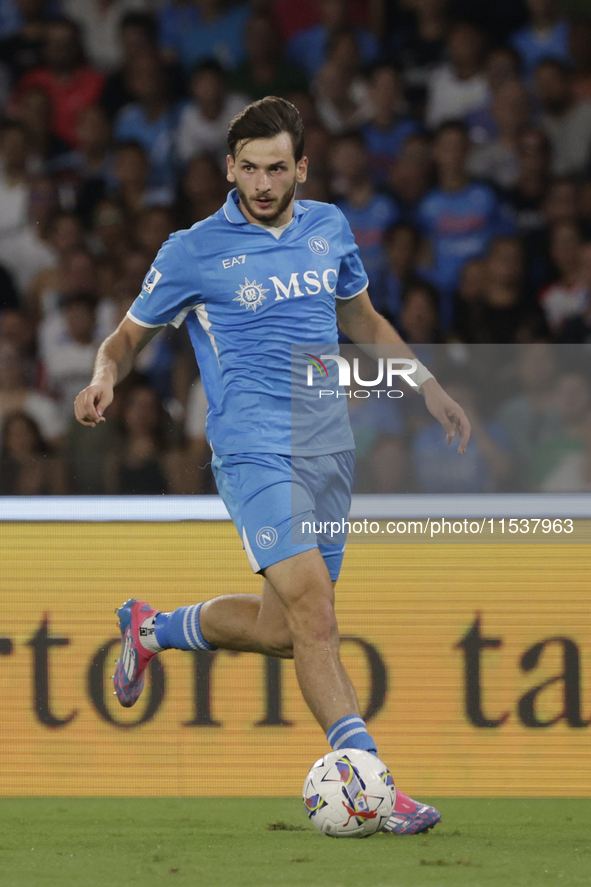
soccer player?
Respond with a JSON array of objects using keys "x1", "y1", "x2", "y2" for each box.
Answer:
[{"x1": 74, "y1": 97, "x2": 470, "y2": 835}]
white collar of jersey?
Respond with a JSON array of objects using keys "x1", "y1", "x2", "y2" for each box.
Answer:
[{"x1": 223, "y1": 188, "x2": 308, "y2": 227}]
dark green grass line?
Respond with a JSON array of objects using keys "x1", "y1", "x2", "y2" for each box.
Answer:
[{"x1": 0, "y1": 798, "x2": 590, "y2": 887}]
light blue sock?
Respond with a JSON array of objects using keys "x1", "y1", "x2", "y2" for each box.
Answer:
[
  {"x1": 154, "y1": 603, "x2": 216, "y2": 652},
  {"x1": 326, "y1": 715, "x2": 377, "y2": 755}
]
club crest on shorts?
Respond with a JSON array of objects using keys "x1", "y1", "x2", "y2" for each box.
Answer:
[
  {"x1": 256, "y1": 526, "x2": 278, "y2": 549},
  {"x1": 235, "y1": 278, "x2": 269, "y2": 312},
  {"x1": 308, "y1": 236, "x2": 329, "y2": 255}
]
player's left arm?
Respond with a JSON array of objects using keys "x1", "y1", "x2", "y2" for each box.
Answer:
[{"x1": 336, "y1": 290, "x2": 471, "y2": 454}]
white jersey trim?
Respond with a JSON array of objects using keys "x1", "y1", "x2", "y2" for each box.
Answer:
[
  {"x1": 126, "y1": 311, "x2": 162, "y2": 329},
  {"x1": 127, "y1": 306, "x2": 192, "y2": 330},
  {"x1": 242, "y1": 527, "x2": 261, "y2": 572},
  {"x1": 335, "y1": 281, "x2": 369, "y2": 301},
  {"x1": 195, "y1": 303, "x2": 219, "y2": 359}
]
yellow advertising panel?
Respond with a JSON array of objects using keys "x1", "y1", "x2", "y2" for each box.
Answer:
[{"x1": 0, "y1": 521, "x2": 590, "y2": 797}]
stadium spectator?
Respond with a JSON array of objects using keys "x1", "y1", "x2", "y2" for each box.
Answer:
[
  {"x1": 416, "y1": 121, "x2": 514, "y2": 328},
  {"x1": 373, "y1": 222, "x2": 424, "y2": 323},
  {"x1": 13, "y1": 86, "x2": 70, "y2": 171},
  {"x1": 451, "y1": 256, "x2": 485, "y2": 341},
  {"x1": 467, "y1": 80, "x2": 531, "y2": 190},
  {"x1": 112, "y1": 140, "x2": 172, "y2": 221},
  {"x1": 570, "y1": 17, "x2": 591, "y2": 102},
  {"x1": 170, "y1": 0, "x2": 251, "y2": 74},
  {"x1": 464, "y1": 45, "x2": 523, "y2": 146},
  {"x1": 0, "y1": 174, "x2": 58, "y2": 295},
  {"x1": 387, "y1": 132, "x2": 433, "y2": 217},
  {"x1": 361, "y1": 65, "x2": 421, "y2": 187},
  {"x1": 103, "y1": 380, "x2": 186, "y2": 494},
  {"x1": 398, "y1": 279, "x2": 442, "y2": 344},
  {"x1": 13, "y1": 17, "x2": 105, "y2": 148},
  {"x1": 40, "y1": 291, "x2": 100, "y2": 422},
  {"x1": 0, "y1": 306, "x2": 37, "y2": 367},
  {"x1": 49, "y1": 104, "x2": 117, "y2": 225},
  {"x1": 184, "y1": 374, "x2": 216, "y2": 493},
  {"x1": 347, "y1": 361, "x2": 407, "y2": 494},
  {"x1": 229, "y1": 12, "x2": 307, "y2": 104},
  {"x1": 176, "y1": 59, "x2": 247, "y2": 168},
  {"x1": 61, "y1": 0, "x2": 152, "y2": 73},
  {"x1": 510, "y1": 0, "x2": 571, "y2": 78},
  {"x1": 386, "y1": 0, "x2": 450, "y2": 115},
  {"x1": 113, "y1": 52, "x2": 181, "y2": 190},
  {"x1": 0, "y1": 119, "x2": 31, "y2": 239},
  {"x1": 425, "y1": 21, "x2": 489, "y2": 130},
  {"x1": 538, "y1": 221, "x2": 586, "y2": 336},
  {"x1": 532, "y1": 371, "x2": 591, "y2": 491},
  {"x1": 0, "y1": 410, "x2": 67, "y2": 494},
  {"x1": 27, "y1": 211, "x2": 86, "y2": 318},
  {"x1": 0, "y1": 0, "x2": 47, "y2": 91},
  {"x1": 101, "y1": 11, "x2": 186, "y2": 120},
  {"x1": 35, "y1": 246, "x2": 98, "y2": 328},
  {"x1": 0, "y1": 263, "x2": 19, "y2": 309},
  {"x1": 412, "y1": 379, "x2": 511, "y2": 493},
  {"x1": 176, "y1": 152, "x2": 229, "y2": 227},
  {"x1": 463, "y1": 236, "x2": 546, "y2": 343},
  {"x1": 157, "y1": 0, "x2": 202, "y2": 63},
  {"x1": 496, "y1": 343, "x2": 562, "y2": 488},
  {"x1": 314, "y1": 57, "x2": 369, "y2": 136},
  {"x1": 330, "y1": 133, "x2": 399, "y2": 291},
  {"x1": 90, "y1": 196, "x2": 132, "y2": 262},
  {"x1": 0, "y1": 341, "x2": 63, "y2": 446},
  {"x1": 134, "y1": 206, "x2": 176, "y2": 260},
  {"x1": 535, "y1": 58, "x2": 591, "y2": 177},
  {"x1": 560, "y1": 242, "x2": 591, "y2": 343},
  {"x1": 504, "y1": 127, "x2": 550, "y2": 216},
  {"x1": 286, "y1": 0, "x2": 378, "y2": 80}
]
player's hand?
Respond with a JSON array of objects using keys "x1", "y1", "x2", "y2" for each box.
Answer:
[
  {"x1": 421, "y1": 378, "x2": 471, "y2": 454},
  {"x1": 74, "y1": 382, "x2": 114, "y2": 427}
]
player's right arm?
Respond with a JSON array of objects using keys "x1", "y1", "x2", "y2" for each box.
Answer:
[{"x1": 74, "y1": 317, "x2": 162, "y2": 427}]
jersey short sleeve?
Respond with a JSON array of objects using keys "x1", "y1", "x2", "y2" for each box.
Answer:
[
  {"x1": 334, "y1": 207, "x2": 369, "y2": 300},
  {"x1": 127, "y1": 233, "x2": 201, "y2": 329}
]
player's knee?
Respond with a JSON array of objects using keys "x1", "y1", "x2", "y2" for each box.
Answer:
[
  {"x1": 265, "y1": 633, "x2": 294, "y2": 659},
  {"x1": 287, "y1": 592, "x2": 337, "y2": 643}
]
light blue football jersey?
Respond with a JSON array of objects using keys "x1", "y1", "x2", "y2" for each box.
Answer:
[{"x1": 128, "y1": 189, "x2": 368, "y2": 455}]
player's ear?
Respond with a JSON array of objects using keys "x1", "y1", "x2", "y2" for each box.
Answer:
[
  {"x1": 226, "y1": 154, "x2": 236, "y2": 183},
  {"x1": 296, "y1": 155, "x2": 308, "y2": 184}
]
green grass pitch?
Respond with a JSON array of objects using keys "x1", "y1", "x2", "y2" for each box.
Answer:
[{"x1": 0, "y1": 798, "x2": 590, "y2": 887}]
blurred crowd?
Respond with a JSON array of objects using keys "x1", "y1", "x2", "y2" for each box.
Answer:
[{"x1": 0, "y1": 0, "x2": 591, "y2": 495}]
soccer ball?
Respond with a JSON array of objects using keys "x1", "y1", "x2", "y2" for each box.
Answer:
[{"x1": 302, "y1": 748, "x2": 396, "y2": 837}]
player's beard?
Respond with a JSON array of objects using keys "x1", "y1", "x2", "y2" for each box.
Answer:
[{"x1": 236, "y1": 177, "x2": 298, "y2": 225}]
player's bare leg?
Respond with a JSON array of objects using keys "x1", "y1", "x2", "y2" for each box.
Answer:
[
  {"x1": 199, "y1": 580, "x2": 294, "y2": 658},
  {"x1": 261, "y1": 549, "x2": 360, "y2": 730}
]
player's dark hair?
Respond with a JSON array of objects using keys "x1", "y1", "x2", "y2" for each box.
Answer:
[{"x1": 227, "y1": 96, "x2": 305, "y2": 161}]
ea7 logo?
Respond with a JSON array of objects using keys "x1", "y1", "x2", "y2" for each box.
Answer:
[{"x1": 222, "y1": 254, "x2": 246, "y2": 269}]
